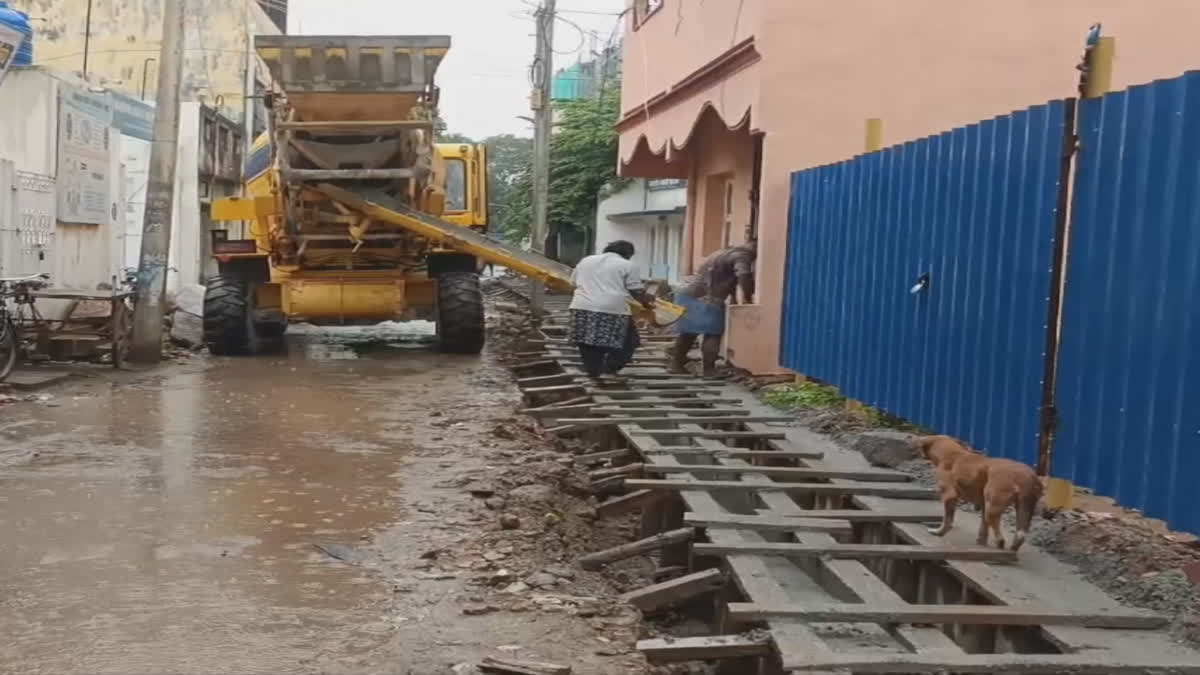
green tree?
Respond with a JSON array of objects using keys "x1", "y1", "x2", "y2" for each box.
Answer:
[
  {"x1": 499, "y1": 88, "x2": 624, "y2": 248},
  {"x1": 483, "y1": 134, "x2": 534, "y2": 242},
  {"x1": 436, "y1": 128, "x2": 534, "y2": 242}
]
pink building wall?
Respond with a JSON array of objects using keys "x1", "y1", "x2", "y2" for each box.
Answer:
[{"x1": 619, "y1": 0, "x2": 1200, "y2": 374}]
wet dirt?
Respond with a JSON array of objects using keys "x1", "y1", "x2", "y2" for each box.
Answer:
[{"x1": 0, "y1": 322, "x2": 641, "y2": 675}]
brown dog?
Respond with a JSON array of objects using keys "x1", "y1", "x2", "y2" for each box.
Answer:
[{"x1": 910, "y1": 435, "x2": 1043, "y2": 551}]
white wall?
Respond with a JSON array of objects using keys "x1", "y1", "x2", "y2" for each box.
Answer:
[
  {"x1": 0, "y1": 69, "x2": 58, "y2": 176},
  {"x1": 0, "y1": 68, "x2": 121, "y2": 296},
  {"x1": 594, "y1": 179, "x2": 687, "y2": 283},
  {"x1": 119, "y1": 102, "x2": 202, "y2": 295},
  {"x1": 167, "y1": 102, "x2": 202, "y2": 295},
  {"x1": 595, "y1": 179, "x2": 653, "y2": 279},
  {"x1": 120, "y1": 136, "x2": 151, "y2": 270}
]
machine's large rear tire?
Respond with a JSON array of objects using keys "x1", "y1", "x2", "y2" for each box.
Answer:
[
  {"x1": 203, "y1": 276, "x2": 250, "y2": 355},
  {"x1": 436, "y1": 271, "x2": 485, "y2": 354}
]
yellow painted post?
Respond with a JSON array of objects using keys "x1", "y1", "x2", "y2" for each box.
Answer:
[
  {"x1": 1046, "y1": 37, "x2": 1115, "y2": 511},
  {"x1": 864, "y1": 118, "x2": 883, "y2": 152},
  {"x1": 1084, "y1": 36, "x2": 1115, "y2": 99}
]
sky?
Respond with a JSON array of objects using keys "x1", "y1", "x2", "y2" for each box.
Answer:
[{"x1": 286, "y1": 0, "x2": 626, "y2": 139}]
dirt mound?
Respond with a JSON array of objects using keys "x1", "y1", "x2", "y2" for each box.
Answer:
[{"x1": 1030, "y1": 510, "x2": 1200, "y2": 642}]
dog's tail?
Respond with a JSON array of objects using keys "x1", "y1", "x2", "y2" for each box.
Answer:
[{"x1": 1011, "y1": 478, "x2": 1044, "y2": 551}]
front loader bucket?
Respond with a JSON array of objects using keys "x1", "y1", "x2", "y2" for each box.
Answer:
[{"x1": 255, "y1": 35, "x2": 450, "y2": 122}]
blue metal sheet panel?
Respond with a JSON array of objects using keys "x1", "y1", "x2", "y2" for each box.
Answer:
[
  {"x1": 1054, "y1": 71, "x2": 1200, "y2": 534},
  {"x1": 780, "y1": 101, "x2": 1068, "y2": 463}
]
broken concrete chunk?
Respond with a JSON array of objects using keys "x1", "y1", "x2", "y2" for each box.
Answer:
[{"x1": 847, "y1": 430, "x2": 916, "y2": 468}]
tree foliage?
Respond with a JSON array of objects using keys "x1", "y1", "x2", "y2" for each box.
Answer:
[
  {"x1": 497, "y1": 89, "x2": 624, "y2": 245},
  {"x1": 437, "y1": 88, "x2": 622, "y2": 248}
]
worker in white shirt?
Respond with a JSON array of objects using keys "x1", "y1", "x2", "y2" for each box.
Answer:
[{"x1": 568, "y1": 240, "x2": 655, "y2": 381}]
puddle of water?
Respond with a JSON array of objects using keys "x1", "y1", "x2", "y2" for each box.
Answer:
[{"x1": 0, "y1": 328, "x2": 485, "y2": 673}]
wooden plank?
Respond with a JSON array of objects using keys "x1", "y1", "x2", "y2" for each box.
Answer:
[
  {"x1": 591, "y1": 406, "x2": 751, "y2": 414},
  {"x1": 594, "y1": 489, "x2": 663, "y2": 517},
  {"x1": 522, "y1": 383, "x2": 586, "y2": 395},
  {"x1": 554, "y1": 415, "x2": 795, "y2": 426},
  {"x1": 616, "y1": 423, "x2": 840, "y2": 672},
  {"x1": 636, "y1": 635, "x2": 771, "y2": 663},
  {"x1": 579, "y1": 527, "x2": 695, "y2": 570},
  {"x1": 588, "y1": 463, "x2": 645, "y2": 480},
  {"x1": 573, "y1": 448, "x2": 631, "y2": 464},
  {"x1": 645, "y1": 462, "x2": 910, "y2": 482},
  {"x1": 587, "y1": 388, "x2": 723, "y2": 397},
  {"x1": 522, "y1": 404, "x2": 595, "y2": 419},
  {"x1": 588, "y1": 475, "x2": 626, "y2": 494},
  {"x1": 727, "y1": 602, "x2": 1167, "y2": 629},
  {"x1": 721, "y1": 407, "x2": 1187, "y2": 661},
  {"x1": 517, "y1": 373, "x2": 576, "y2": 386},
  {"x1": 685, "y1": 512, "x2": 852, "y2": 536},
  {"x1": 695, "y1": 542, "x2": 1016, "y2": 563},
  {"x1": 594, "y1": 398, "x2": 743, "y2": 407},
  {"x1": 619, "y1": 568, "x2": 726, "y2": 612},
  {"x1": 687, "y1": 511, "x2": 940, "y2": 529},
  {"x1": 701, "y1": 414, "x2": 966, "y2": 661},
  {"x1": 510, "y1": 358, "x2": 557, "y2": 370},
  {"x1": 522, "y1": 395, "x2": 592, "y2": 410},
  {"x1": 779, "y1": 652, "x2": 1200, "y2": 674},
  {"x1": 626, "y1": 478, "x2": 936, "y2": 499},
  {"x1": 633, "y1": 430, "x2": 788, "y2": 440},
  {"x1": 644, "y1": 447, "x2": 826, "y2": 460},
  {"x1": 478, "y1": 657, "x2": 571, "y2": 675},
  {"x1": 530, "y1": 337, "x2": 675, "y2": 344}
]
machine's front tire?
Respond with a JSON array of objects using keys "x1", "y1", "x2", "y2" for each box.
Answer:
[
  {"x1": 203, "y1": 276, "x2": 250, "y2": 355},
  {"x1": 436, "y1": 271, "x2": 485, "y2": 354}
]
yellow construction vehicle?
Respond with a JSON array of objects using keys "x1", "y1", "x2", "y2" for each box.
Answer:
[{"x1": 207, "y1": 34, "x2": 579, "y2": 355}]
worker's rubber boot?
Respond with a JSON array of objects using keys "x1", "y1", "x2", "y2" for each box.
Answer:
[
  {"x1": 669, "y1": 334, "x2": 695, "y2": 374},
  {"x1": 700, "y1": 335, "x2": 722, "y2": 377}
]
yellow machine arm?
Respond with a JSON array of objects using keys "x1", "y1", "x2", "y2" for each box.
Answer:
[
  {"x1": 313, "y1": 183, "x2": 576, "y2": 290},
  {"x1": 302, "y1": 183, "x2": 684, "y2": 324}
]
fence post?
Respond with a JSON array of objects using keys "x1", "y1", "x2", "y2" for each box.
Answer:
[
  {"x1": 864, "y1": 118, "x2": 883, "y2": 153},
  {"x1": 1044, "y1": 35, "x2": 1115, "y2": 512}
]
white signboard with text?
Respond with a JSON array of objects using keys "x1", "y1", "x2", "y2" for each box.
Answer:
[{"x1": 57, "y1": 85, "x2": 114, "y2": 225}]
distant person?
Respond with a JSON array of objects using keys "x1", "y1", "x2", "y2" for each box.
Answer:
[
  {"x1": 670, "y1": 238, "x2": 757, "y2": 376},
  {"x1": 568, "y1": 241, "x2": 654, "y2": 382}
]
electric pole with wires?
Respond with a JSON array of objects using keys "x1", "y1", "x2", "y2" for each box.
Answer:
[
  {"x1": 529, "y1": 0, "x2": 555, "y2": 314},
  {"x1": 129, "y1": 0, "x2": 187, "y2": 363}
]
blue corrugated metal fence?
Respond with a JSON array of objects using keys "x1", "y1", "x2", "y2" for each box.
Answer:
[
  {"x1": 780, "y1": 101, "x2": 1069, "y2": 464},
  {"x1": 1053, "y1": 71, "x2": 1200, "y2": 533}
]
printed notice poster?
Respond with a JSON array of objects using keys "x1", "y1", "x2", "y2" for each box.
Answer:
[
  {"x1": 57, "y1": 85, "x2": 114, "y2": 225},
  {"x1": 0, "y1": 22, "x2": 21, "y2": 86}
]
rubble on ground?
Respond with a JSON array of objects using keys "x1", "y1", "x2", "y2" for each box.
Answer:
[{"x1": 168, "y1": 283, "x2": 206, "y2": 349}]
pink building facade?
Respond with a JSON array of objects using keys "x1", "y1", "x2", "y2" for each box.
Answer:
[{"x1": 618, "y1": 0, "x2": 1200, "y2": 373}]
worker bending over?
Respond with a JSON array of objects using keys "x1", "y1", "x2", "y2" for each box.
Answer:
[
  {"x1": 670, "y1": 238, "x2": 757, "y2": 376},
  {"x1": 568, "y1": 240, "x2": 655, "y2": 382}
]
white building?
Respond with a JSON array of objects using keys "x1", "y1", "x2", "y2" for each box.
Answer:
[
  {"x1": 594, "y1": 178, "x2": 686, "y2": 285},
  {"x1": 0, "y1": 66, "x2": 242, "y2": 308}
]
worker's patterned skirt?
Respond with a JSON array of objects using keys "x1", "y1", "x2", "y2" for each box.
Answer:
[{"x1": 568, "y1": 309, "x2": 629, "y2": 350}]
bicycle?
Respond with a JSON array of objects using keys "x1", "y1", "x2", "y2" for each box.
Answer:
[{"x1": 0, "y1": 273, "x2": 51, "y2": 381}]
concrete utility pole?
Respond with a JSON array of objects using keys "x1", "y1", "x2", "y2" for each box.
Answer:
[
  {"x1": 129, "y1": 0, "x2": 187, "y2": 363},
  {"x1": 529, "y1": 0, "x2": 555, "y2": 313},
  {"x1": 242, "y1": 1, "x2": 256, "y2": 166}
]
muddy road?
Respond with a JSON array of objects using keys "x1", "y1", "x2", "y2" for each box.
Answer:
[{"x1": 0, "y1": 324, "x2": 643, "y2": 674}]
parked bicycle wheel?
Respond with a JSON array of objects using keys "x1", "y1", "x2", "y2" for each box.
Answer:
[{"x1": 0, "y1": 317, "x2": 16, "y2": 381}]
